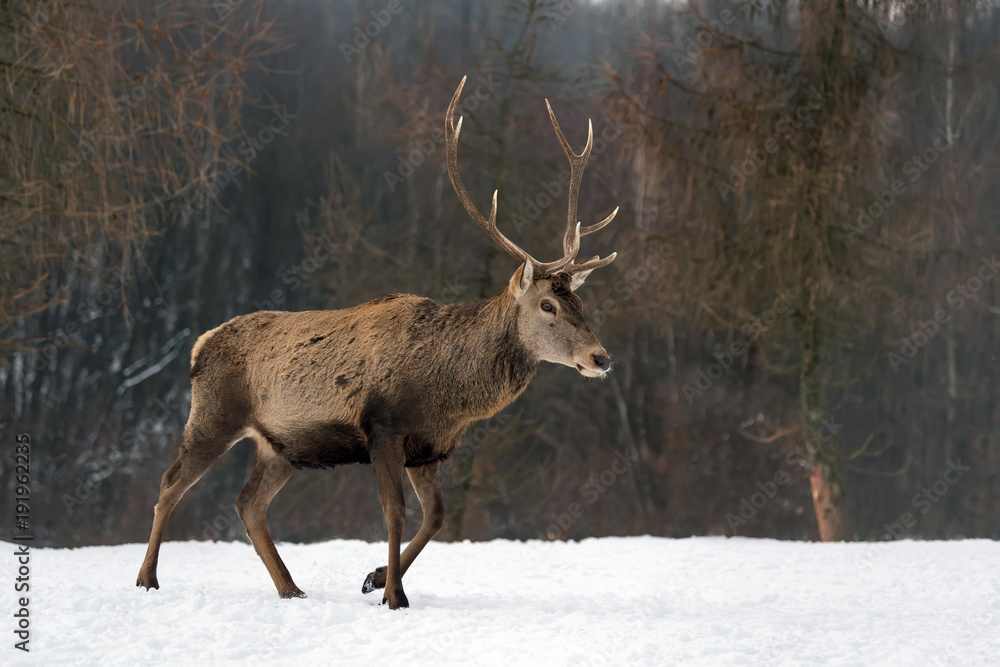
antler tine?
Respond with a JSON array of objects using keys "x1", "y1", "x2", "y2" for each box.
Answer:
[
  {"x1": 534, "y1": 222, "x2": 579, "y2": 274},
  {"x1": 545, "y1": 99, "x2": 619, "y2": 277},
  {"x1": 545, "y1": 100, "x2": 594, "y2": 260},
  {"x1": 582, "y1": 206, "x2": 619, "y2": 236},
  {"x1": 446, "y1": 77, "x2": 534, "y2": 264},
  {"x1": 545, "y1": 100, "x2": 593, "y2": 163},
  {"x1": 570, "y1": 252, "x2": 618, "y2": 274}
]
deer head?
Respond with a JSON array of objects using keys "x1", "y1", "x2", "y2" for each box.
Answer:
[{"x1": 445, "y1": 76, "x2": 618, "y2": 377}]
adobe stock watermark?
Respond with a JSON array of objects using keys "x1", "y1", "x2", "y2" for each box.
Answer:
[
  {"x1": 930, "y1": 579, "x2": 1000, "y2": 666},
  {"x1": 437, "y1": 275, "x2": 468, "y2": 304},
  {"x1": 589, "y1": 244, "x2": 674, "y2": 335},
  {"x1": 543, "y1": 0, "x2": 586, "y2": 32},
  {"x1": 670, "y1": 0, "x2": 767, "y2": 74},
  {"x1": 862, "y1": 6, "x2": 907, "y2": 42},
  {"x1": 887, "y1": 255, "x2": 999, "y2": 372},
  {"x1": 844, "y1": 128, "x2": 959, "y2": 243},
  {"x1": 201, "y1": 501, "x2": 243, "y2": 540},
  {"x1": 12, "y1": 433, "x2": 32, "y2": 653},
  {"x1": 339, "y1": 0, "x2": 409, "y2": 63},
  {"x1": 717, "y1": 86, "x2": 832, "y2": 201},
  {"x1": 724, "y1": 412, "x2": 842, "y2": 533},
  {"x1": 12, "y1": 0, "x2": 57, "y2": 44},
  {"x1": 180, "y1": 105, "x2": 297, "y2": 224},
  {"x1": 382, "y1": 74, "x2": 501, "y2": 192},
  {"x1": 440, "y1": 412, "x2": 513, "y2": 482},
  {"x1": 724, "y1": 469, "x2": 794, "y2": 532},
  {"x1": 252, "y1": 233, "x2": 338, "y2": 311},
  {"x1": 535, "y1": 445, "x2": 639, "y2": 541},
  {"x1": 511, "y1": 120, "x2": 623, "y2": 234},
  {"x1": 213, "y1": 0, "x2": 244, "y2": 21},
  {"x1": 61, "y1": 398, "x2": 179, "y2": 514},
  {"x1": 57, "y1": 66, "x2": 168, "y2": 176},
  {"x1": 856, "y1": 458, "x2": 970, "y2": 571},
  {"x1": 26, "y1": 269, "x2": 135, "y2": 373},
  {"x1": 682, "y1": 290, "x2": 798, "y2": 404}
]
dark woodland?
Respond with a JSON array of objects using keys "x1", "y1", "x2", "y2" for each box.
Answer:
[{"x1": 2, "y1": 0, "x2": 999, "y2": 549}]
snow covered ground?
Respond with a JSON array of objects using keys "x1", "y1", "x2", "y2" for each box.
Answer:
[{"x1": 3, "y1": 535, "x2": 999, "y2": 665}]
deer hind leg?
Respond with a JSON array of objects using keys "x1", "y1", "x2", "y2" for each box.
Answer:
[
  {"x1": 137, "y1": 420, "x2": 246, "y2": 591},
  {"x1": 367, "y1": 426, "x2": 408, "y2": 609},
  {"x1": 363, "y1": 460, "x2": 443, "y2": 596},
  {"x1": 236, "y1": 436, "x2": 303, "y2": 599}
]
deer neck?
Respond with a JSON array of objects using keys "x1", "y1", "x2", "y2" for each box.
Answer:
[{"x1": 440, "y1": 291, "x2": 538, "y2": 418}]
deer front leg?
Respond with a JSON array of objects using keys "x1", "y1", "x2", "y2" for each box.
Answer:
[
  {"x1": 368, "y1": 428, "x2": 408, "y2": 609},
  {"x1": 363, "y1": 461, "x2": 444, "y2": 595}
]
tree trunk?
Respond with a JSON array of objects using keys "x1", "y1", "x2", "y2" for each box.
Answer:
[
  {"x1": 798, "y1": 305, "x2": 849, "y2": 541},
  {"x1": 809, "y1": 464, "x2": 848, "y2": 541}
]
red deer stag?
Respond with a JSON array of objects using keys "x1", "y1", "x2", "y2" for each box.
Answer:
[{"x1": 136, "y1": 76, "x2": 619, "y2": 609}]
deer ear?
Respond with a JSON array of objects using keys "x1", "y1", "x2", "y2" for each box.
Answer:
[
  {"x1": 569, "y1": 269, "x2": 593, "y2": 291},
  {"x1": 569, "y1": 255, "x2": 602, "y2": 291},
  {"x1": 509, "y1": 260, "x2": 534, "y2": 298}
]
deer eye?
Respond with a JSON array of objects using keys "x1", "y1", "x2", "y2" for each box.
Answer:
[{"x1": 541, "y1": 301, "x2": 556, "y2": 314}]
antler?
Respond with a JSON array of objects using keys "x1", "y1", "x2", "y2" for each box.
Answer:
[
  {"x1": 544, "y1": 99, "x2": 618, "y2": 275},
  {"x1": 446, "y1": 77, "x2": 574, "y2": 274},
  {"x1": 445, "y1": 76, "x2": 617, "y2": 276}
]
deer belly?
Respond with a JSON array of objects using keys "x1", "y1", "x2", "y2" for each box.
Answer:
[{"x1": 256, "y1": 421, "x2": 371, "y2": 469}]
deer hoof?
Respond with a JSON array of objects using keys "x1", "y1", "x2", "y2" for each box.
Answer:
[
  {"x1": 136, "y1": 574, "x2": 159, "y2": 590},
  {"x1": 362, "y1": 566, "x2": 386, "y2": 594},
  {"x1": 280, "y1": 587, "x2": 307, "y2": 599},
  {"x1": 381, "y1": 589, "x2": 409, "y2": 609}
]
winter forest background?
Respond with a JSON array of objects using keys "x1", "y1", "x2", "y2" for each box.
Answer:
[{"x1": 2, "y1": 0, "x2": 999, "y2": 549}]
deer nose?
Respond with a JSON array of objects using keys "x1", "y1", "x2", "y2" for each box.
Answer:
[{"x1": 593, "y1": 355, "x2": 611, "y2": 371}]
